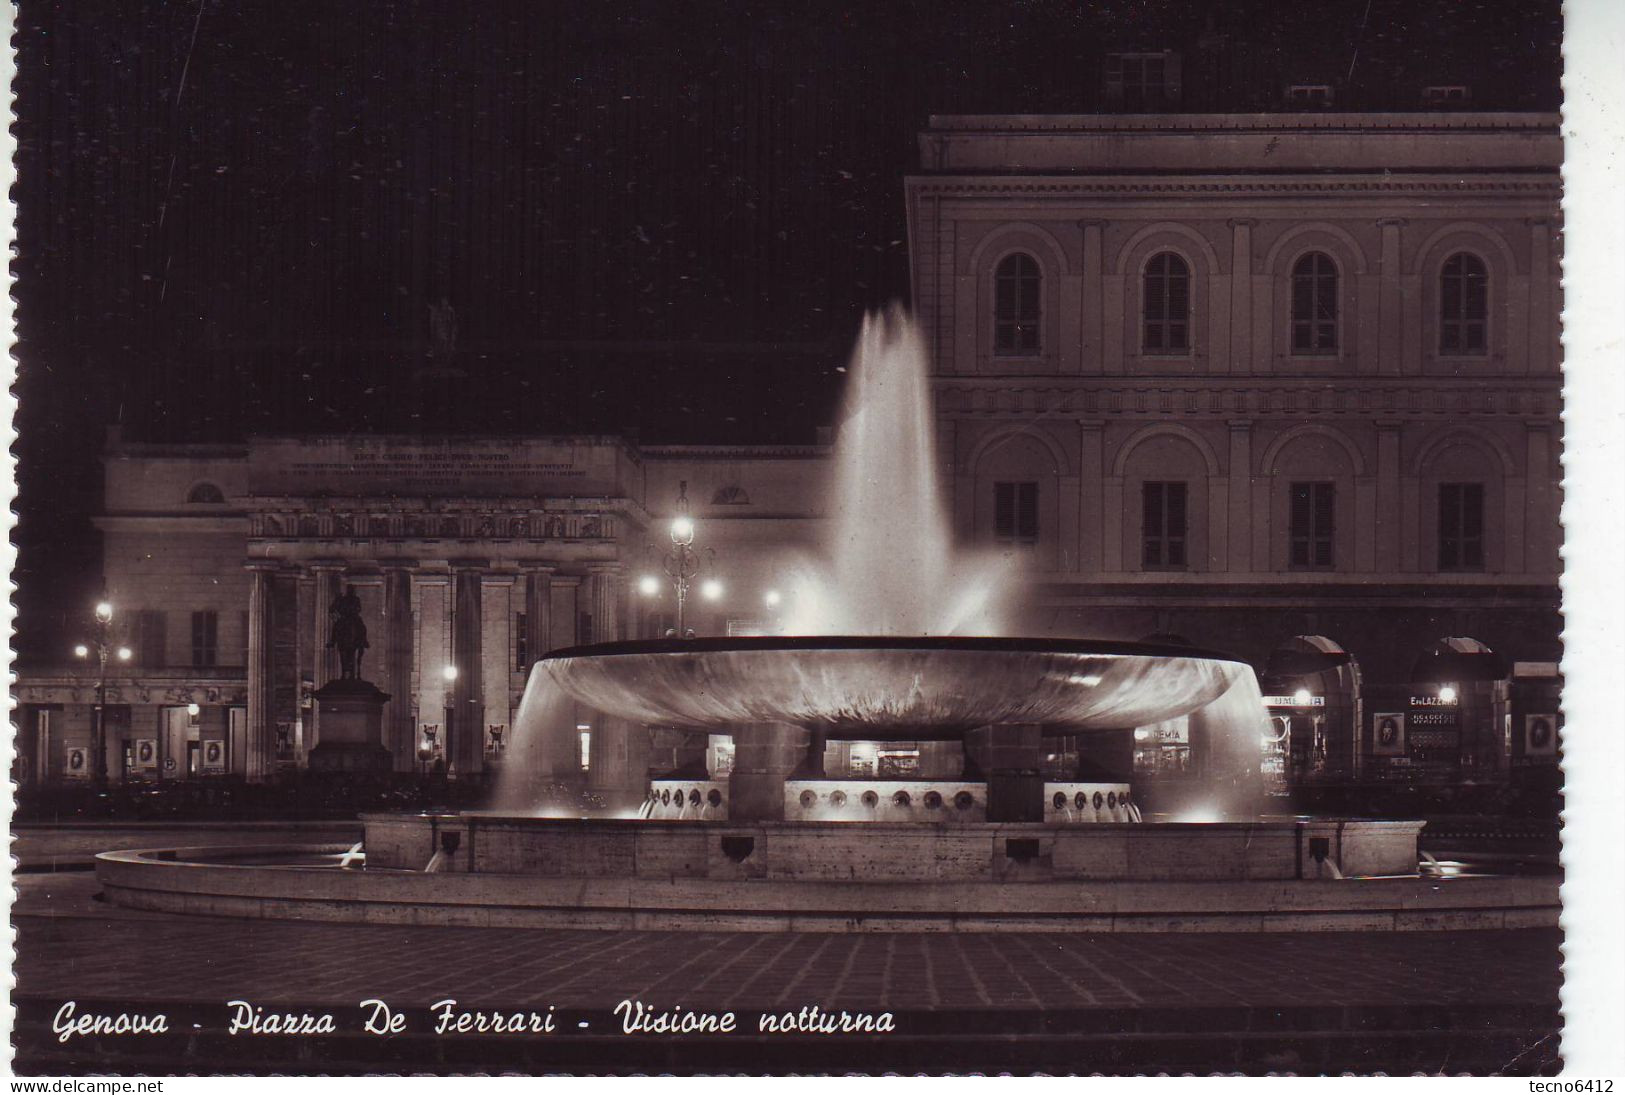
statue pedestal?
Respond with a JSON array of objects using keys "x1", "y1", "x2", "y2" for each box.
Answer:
[{"x1": 308, "y1": 678, "x2": 393, "y2": 774}]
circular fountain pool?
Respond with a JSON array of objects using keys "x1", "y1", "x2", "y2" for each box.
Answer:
[{"x1": 536, "y1": 635, "x2": 1250, "y2": 740}]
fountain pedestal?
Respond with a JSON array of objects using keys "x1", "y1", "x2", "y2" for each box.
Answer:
[
  {"x1": 1073, "y1": 728, "x2": 1135, "y2": 783},
  {"x1": 307, "y1": 679, "x2": 393, "y2": 774},
  {"x1": 586, "y1": 716, "x2": 651, "y2": 811},
  {"x1": 965, "y1": 724, "x2": 1045, "y2": 823},
  {"x1": 730, "y1": 722, "x2": 811, "y2": 821}
]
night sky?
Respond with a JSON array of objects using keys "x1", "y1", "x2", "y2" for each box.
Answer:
[{"x1": 9, "y1": 0, "x2": 1563, "y2": 661}]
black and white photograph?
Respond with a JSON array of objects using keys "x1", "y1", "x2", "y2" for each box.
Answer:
[{"x1": 6, "y1": 0, "x2": 1623, "y2": 1078}]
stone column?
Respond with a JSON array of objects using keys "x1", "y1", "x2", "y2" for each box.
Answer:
[
  {"x1": 964, "y1": 723, "x2": 1046, "y2": 822},
  {"x1": 1227, "y1": 420, "x2": 1254, "y2": 573},
  {"x1": 1377, "y1": 218, "x2": 1406, "y2": 375},
  {"x1": 245, "y1": 562, "x2": 279, "y2": 782},
  {"x1": 1080, "y1": 220, "x2": 1105, "y2": 373},
  {"x1": 1227, "y1": 218, "x2": 1256, "y2": 373},
  {"x1": 585, "y1": 564, "x2": 645, "y2": 805},
  {"x1": 587, "y1": 563, "x2": 623, "y2": 644},
  {"x1": 1375, "y1": 421, "x2": 1404, "y2": 573},
  {"x1": 480, "y1": 572, "x2": 518, "y2": 754},
  {"x1": 382, "y1": 564, "x2": 416, "y2": 773},
  {"x1": 1524, "y1": 420, "x2": 1555, "y2": 573},
  {"x1": 553, "y1": 575, "x2": 582, "y2": 647},
  {"x1": 1078, "y1": 419, "x2": 1106, "y2": 575},
  {"x1": 730, "y1": 721, "x2": 811, "y2": 821},
  {"x1": 522, "y1": 563, "x2": 555, "y2": 665},
  {"x1": 306, "y1": 564, "x2": 342, "y2": 752},
  {"x1": 309, "y1": 564, "x2": 343, "y2": 688},
  {"x1": 1527, "y1": 218, "x2": 1555, "y2": 374},
  {"x1": 450, "y1": 565, "x2": 486, "y2": 778}
]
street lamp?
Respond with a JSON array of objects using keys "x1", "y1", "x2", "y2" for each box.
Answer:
[
  {"x1": 74, "y1": 601, "x2": 133, "y2": 788},
  {"x1": 641, "y1": 481, "x2": 716, "y2": 638},
  {"x1": 442, "y1": 664, "x2": 459, "y2": 779}
]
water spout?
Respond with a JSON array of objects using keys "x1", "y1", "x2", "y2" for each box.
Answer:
[{"x1": 781, "y1": 306, "x2": 1012, "y2": 638}]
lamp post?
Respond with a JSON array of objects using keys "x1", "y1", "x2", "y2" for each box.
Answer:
[
  {"x1": 641, "y1": 482, "x2": 718, "y2": 639},
  {"x1": 74, "y1": 600, "x2": 132, "y2": 789},
  {"x1": 442, "y1": 664, "x2": 459, "y2": 780}
]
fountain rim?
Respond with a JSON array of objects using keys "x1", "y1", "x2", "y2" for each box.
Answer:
[{"x1": 540, "y1": 635, "x2": 1249, "y2": 665}]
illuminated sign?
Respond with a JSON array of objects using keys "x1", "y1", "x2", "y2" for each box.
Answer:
[
  {"x1": 1262, "y1": 695, "x2": 1325, "y2": 707},
  {"x1": 1409, "y1": 696, "x2": 1458, "y2": 707}
]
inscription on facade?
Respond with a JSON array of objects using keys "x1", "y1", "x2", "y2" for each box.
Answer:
[{"x1": 249, "y1": 440, "x2": 618, "y2": 497}]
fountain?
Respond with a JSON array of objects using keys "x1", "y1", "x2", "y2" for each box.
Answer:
[
  {"x1": 484, "y1": 306, "x2": 1270, "y2": 825},
  {"x1": 96, "y1": 309, "x2": 1505, "y2": 934}
]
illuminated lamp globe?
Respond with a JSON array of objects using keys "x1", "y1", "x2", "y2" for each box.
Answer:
[
  {"x1": 637, "y1": 574, "x2": 661, "y2": 596},
  {"x1": 73, "y1": 644, "x2": 90, "y2": 659},
  {"x1": 1438, "y1": 685, "x2": 1457, "y2": 704},
  {"x1": 1293, "y1": 688, "x2": 1313, "y2": 705},
  {"x1": 700, "y1": 578, "x2": 723, "y2": 602}
]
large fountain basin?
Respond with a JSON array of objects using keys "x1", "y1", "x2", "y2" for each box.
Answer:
[{"x1": 537, "y1": 636, "x2": 1249, "y2": 740}]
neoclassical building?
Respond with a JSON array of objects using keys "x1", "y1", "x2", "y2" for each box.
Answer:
[
  {"x1": 14, "y1": 434, "x2": 828, "y2": 792},
  {"x1": 909, "y1": 112, "x2": 1563, "y2": 786},
  {"x1": 15, "y1": 113, "x2": 1563, "y2": 795}
]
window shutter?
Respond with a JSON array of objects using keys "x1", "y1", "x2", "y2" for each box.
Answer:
[
  {"x1": 1168, "y1": 482, "x2": 1188, "y2": 539},
  {"x1": 1289, "y1": 484, "x2": 1312, "y2": 567},
  {"x1": 1143, "y1": 483, "x2": 1164, "y2": 538},
  {"x1": 1463, "y1": 483, "x2": 1485, "y2": 568},
  {"x1": 994, "y1": 482, "x2": 1014, "y2": 540},
  {"x1": 1017, "y1": 483, "x2": 1038, "y2": 541}
]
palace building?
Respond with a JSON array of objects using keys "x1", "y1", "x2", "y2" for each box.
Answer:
[
  {"x1": 14, "y1": 104, "x2": 1563, "y2": 799},
  {"x1": 909, "y1": 110, "x2": 1564, "y2": 792}
]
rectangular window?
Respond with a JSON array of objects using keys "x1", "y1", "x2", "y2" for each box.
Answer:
[
  {"x1": 993, "y1": 482, "x2": 1039, "y2": 545},
  {"x1": 515, "y1": 611, "x2": 528, "y2": 671},
  {"x1": 1142, "y1": 482, "x2": 1188, "y2": 569},
  {"x1": 1286, "y1": 84, "x2": 1334, "y2": 107},
  {"x1": 1106, "y1": 52, "x2": 1178, "y2": 110},
  {"x1": 136, "y1": 610, "x2": 167, "y2": 667},
  {"x1": 1439, "y1": 483, "x2": 1486, "y2": 571},
  {"x1": 1422, "y1": 85, "x2": 1471, "y2": 107},
  {"x1": 1289, "y1": 482, "x2": 1336, "y2": 569},
  {"x1": 190, "y1": 610, "x2": 218, "y2": 667}
]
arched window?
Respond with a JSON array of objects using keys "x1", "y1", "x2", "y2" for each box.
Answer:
[
  {"x1": 993, "y1": 253, "x2": 1041, "y2": 355},
  {"x1": 186, "y1": 482, "x2": 225, "y2": 504},
  {"x1": 1290, "y1": 252, "x2": 1338, "y2": 354},
  {"x1": 1440, "y1": 252, "x2": 1488, "y2": 355},
  {"x1": 1142, "y1": 252, "x2": 1190, "y2": 353}
]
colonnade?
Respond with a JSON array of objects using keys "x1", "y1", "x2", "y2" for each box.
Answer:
[{"x1": 242, "y1": 555, "x2": 641, "y2": 795}]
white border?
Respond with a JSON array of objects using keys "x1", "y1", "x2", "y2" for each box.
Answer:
[{"x1": 1557, "y1": 0, "x2": 1625, "y2": 1075}]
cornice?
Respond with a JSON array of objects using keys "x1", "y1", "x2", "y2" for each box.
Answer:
[
  {"x1": 14, "y1": 672, "x2": 249, "y2": 707},
  {"x1": 933, "y1": 377, "x2": 1561, "y2": 419},
  {"x1": 907, "y1": 176, "x2": 1561, "y2": 197}
]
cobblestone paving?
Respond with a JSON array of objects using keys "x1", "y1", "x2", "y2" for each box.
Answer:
[{"x1": 12, "y1": 874, "x2": 1562, "y2": 1013}]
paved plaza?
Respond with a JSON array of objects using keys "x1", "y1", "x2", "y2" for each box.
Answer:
[{"x1": 11, "y1": 870, "x2": 1564, "y2": 1075}]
